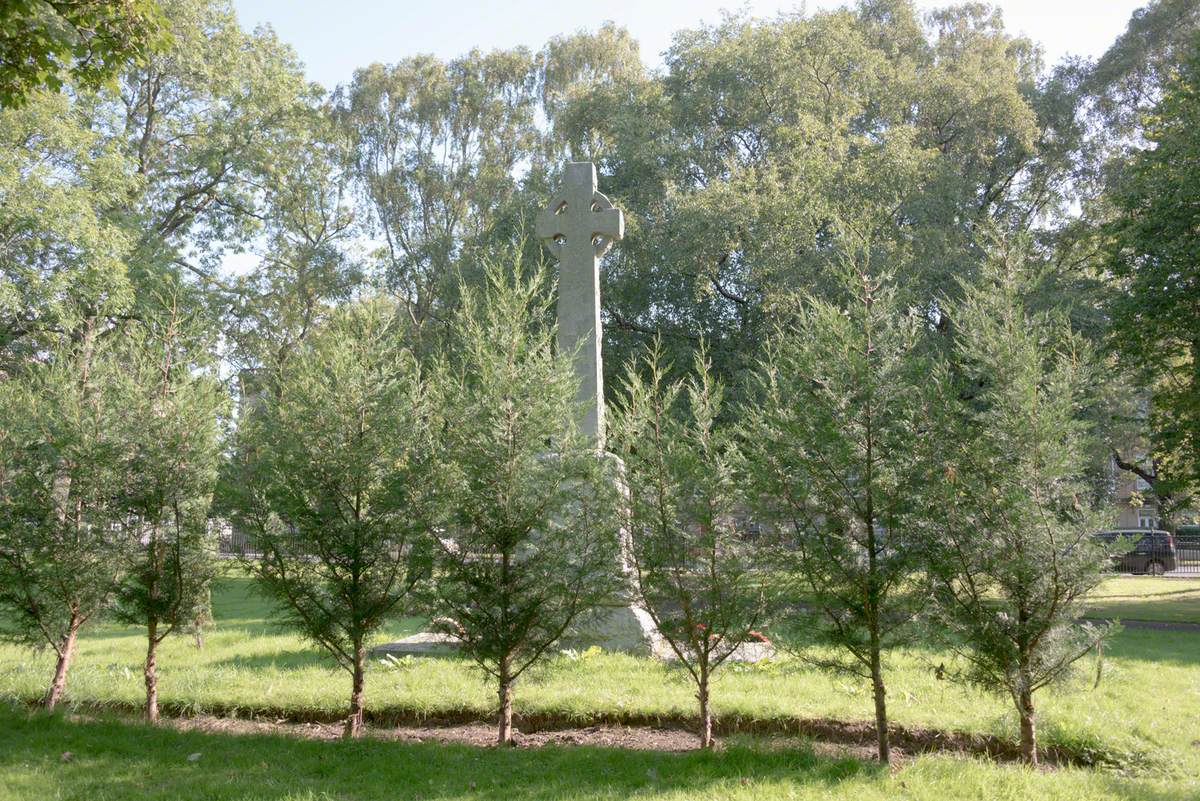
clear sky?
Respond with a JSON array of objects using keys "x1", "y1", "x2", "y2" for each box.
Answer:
[{"x1": 232, "y1": 0, "x2": 1147, "y2": 90}]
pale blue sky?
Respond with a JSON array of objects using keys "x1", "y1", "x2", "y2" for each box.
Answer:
[{"x1": 233, "y1": 0, "x2": 1147, "y2": 90}]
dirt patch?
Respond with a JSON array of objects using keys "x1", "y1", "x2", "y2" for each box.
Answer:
[
  {"x1": 165, "y1": 715, "x2": 711, "y2": 751},
  {"x1": 43, "y1": 700, "x2": 1146, "y2": 770},
  {"x1": 386, "y1": 722, "x2": 705, "y2": 751},
  {"x1": 160, "y1": 714, "x2": 887, "y2": 761},
  {"x1": 154, "y1": 712, "x2": 1068, "y2": 767},
  {"x1": 167, "y1": 715, "x2": 347, "y2": 741}
]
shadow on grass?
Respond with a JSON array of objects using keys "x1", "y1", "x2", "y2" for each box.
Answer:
[
  {"x1": 1095, "y1": 587, "x2": 1200, "y2": 601},
  {"x1": 212, "y1": 649, "x2": 334, "y2": 671},
  {"x1": 1, "y1": 708, "x2": 1192, "y2": 801},
  {"x1": 0, "y1": 707, "x2": 881, "y2": 801},
  {"x1": 1103, "y1": 628, "x2": 1200, "y2": 668}
]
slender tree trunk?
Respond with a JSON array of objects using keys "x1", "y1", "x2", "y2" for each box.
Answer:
[
  {"x1": 873, "y1": 652, "x2": 892, "y2": 762},
  {"x1": 1018, "y1": 683, "x2": 1037, "y2": 766},
  {"x1": 497, "y1": 655, "x2": 514, "y2": 746},
  {"x1": 144, "y1": 618, "x2": 160, "y2": 723},
  {"x1": 869, "y1": 641, "x2": 890, "y2": 765},
  {"x1": 697, "y1": 664, "x2": 714, "y2": 749},
  {"x1": 345, "y1": 643, "x2": 366, "y2": 738},
  {"x1": 45, "y1": 614, "x2": 81, "y2": 711},
  {"x1": 863, "y1": 457, "x2": 889, "y2": 764}
]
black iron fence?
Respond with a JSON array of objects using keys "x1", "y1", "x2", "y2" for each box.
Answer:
[
  {"x1": 214, "y1": 524, "x2": 310, "y2": 559},
  {"x1": 1098, "y1": 530, "x2": 1199, "y2": 576},
  {"x1": 215, "y1": 526, "x2": 255, "y2": 558}
]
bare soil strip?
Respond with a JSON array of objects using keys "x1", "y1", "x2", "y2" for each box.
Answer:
[{"x1": 43, "y1": 704, "x2": 1105, "y2": 768}]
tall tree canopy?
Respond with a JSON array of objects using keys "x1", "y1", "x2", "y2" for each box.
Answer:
[
  {"x1": 0, "y1": 0, "x2": 168, "y2": 108},
  {"x1": 544, "y1": 2, "x2": 1069, "y2": 392},
  {"x1": 1, "y1": 0, "x2": 313, "y2": 375},
  {"x1": 1104, "y1": 33, "x2": 1200, "y2": 519}
]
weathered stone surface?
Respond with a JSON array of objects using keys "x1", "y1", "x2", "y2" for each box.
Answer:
[
  {"x1": 376, "y1": 163, "x2": 667, "y2": 661},
  {"x1": 560, "y1": 603, "x2": 662, "y2": 657},
  {"x1": 535, "y1": 161, "x2": 623, "y2": 448},
  {"x1": 370, "y1": 633, "x2": 460, "y2": 658},
  {"x1": 661, "y1": 640, "x2": 777, "y2": 664}
]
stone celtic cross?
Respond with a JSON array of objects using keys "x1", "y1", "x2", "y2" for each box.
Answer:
[{"x1": 536, "y1": 162, "x2": 624, "y2": 448}]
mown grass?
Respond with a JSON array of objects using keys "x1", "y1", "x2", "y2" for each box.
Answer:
[
  {"x1": 1082, "y1": 576, "x2": 1200, "y2": 623},
  {"x1": 0, "y1": 574, "x2": 1197, "y2": 775},
  {"x1": 1, "y1": 707, "x2": 1196, "y2": 801}
]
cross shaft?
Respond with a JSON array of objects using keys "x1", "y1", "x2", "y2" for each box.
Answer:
[{"x1": 536, "y1": 162, "x2": 624, "y2": 448}]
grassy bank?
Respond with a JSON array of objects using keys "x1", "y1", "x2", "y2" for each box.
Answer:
[
  {"x1": 1, "y1": 708, "x2": 1196, "y2": 801},
  {"x1": 0, "y1": 575, "x2": 1197, "y2": 773},
  {"x1": 1082, "y1": 576, "x2": 1200, "y2": 623}
]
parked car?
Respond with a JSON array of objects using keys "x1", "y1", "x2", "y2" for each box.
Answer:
[{"x1": 1093, "y1": 530, "x2": 1177, "y2": 575}]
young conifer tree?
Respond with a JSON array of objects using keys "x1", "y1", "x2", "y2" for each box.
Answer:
[
  {"x1": 228, "y1": 298, "x2": 435, "y2": 737},
  {"x1": 743, "y1": 257, "x2": 935, "y2": 765},
  {"x1": 928, "y1": 247, "x2": 1114, "y2": 766},
  {"x1": 112, "y1": 293, "x2": 225, "y2": 723},
  {"x1": 611, "y1": 344, "x2": 771, "y2": 749},
  {"x1": 0, "y1": 339, "x2": 130, "y2": 710},
  {"x1": 425, "y1": 263, "x2": 620, "y2": 746}
]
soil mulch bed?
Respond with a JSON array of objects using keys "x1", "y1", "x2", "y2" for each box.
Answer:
[
  {"x1": 150, "y1": 711, "x2": 1082, "y2": 768},
  {"x1": 167, "y1": 716, "x2": 710, "y2": 752}
]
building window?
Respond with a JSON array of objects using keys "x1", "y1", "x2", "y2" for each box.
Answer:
[
  {"x1": 1138, "y1": 510, "x2": 1159, "y2": 529},
  {"x1": 1135, "y1": 475, "x2": 1152, "y2": 492}
]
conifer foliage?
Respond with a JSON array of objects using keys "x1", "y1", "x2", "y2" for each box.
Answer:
[
  {"x1": 927, "y1": 248, "x2": 1115, "y2": 766},
  {"x1": 229, "y1": 299, "x2": 436, "y2": 737},
  {"x1": 424, "y1": 264, "x2": 621, "y2": 746},
  {"x1": 612, "y1": 344, "x2": 772, "y2": 749}
]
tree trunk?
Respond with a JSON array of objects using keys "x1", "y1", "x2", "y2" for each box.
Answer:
[
  {"x1": 697, "y1": 666, "x2": 714, "y2": 749},
  {"x1": 144, "y1": 619, "x2": 160, "y2": 724},
  {"x1": 345, "y1": 644, "x2": 366, "y2": 738},
  {"x1": 870, "y1": 644, "x2": 890, "y2": 765},
  {"x1": 497, "y1": 656, "x2": 514, "y2": 746},
  {"x1": 44, "y1": 614, "x2": 81, "y2": 711},
  {"x1": 1018, "y1": 685, "x2": 1038, "y2": 766}
]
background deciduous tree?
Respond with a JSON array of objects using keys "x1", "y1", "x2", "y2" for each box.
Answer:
[
  {"x1": 222, "y1": 103, "x2": 363, "y2": 403},
  {"x1": 338, "y1": 50, "x2": 539, "y2": 340},
  {"x1": 546, "y1": 2, "x2": 1057, "y2": 396},
  {"x1": 1103, "y1": 33, "x2": 1200, "y2": 526},
  {"x1": 0, "y1": 88, "x2": 136, "y2": 373},
  {"x1": 0, "y1": 0, "x2": 168, "y2": 107}
]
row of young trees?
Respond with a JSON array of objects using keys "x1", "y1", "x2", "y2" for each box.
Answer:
[
  {"x1": 1, "y1": 238, "x2": 1108, "y2": 764},
  {"x1": 0, "y1": 289, "x2": 224, "y2": 722},
  {"x1": 617, "y1": 236, "x2": 1113, "y2": 765},
  {"x1": 0, "y1": 0, "x2": 1194, "y2": 770},
  {"x1": 219, "y1": 241, "x2": 1113, "y2": 765},
  {"x1": 224, "y1": 269, "x2": 624, "y2": 740}
]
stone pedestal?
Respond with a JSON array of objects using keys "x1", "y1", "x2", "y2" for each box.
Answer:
[
  {"x1": 373, "y1": 603, "x2": 664, "y2": 660},
  {"x1": 372, "y1": 632, "x2": 460, "y2": 658},
  {"x1": 560, "y1": 601, "x2": 665, "y2": 657}
]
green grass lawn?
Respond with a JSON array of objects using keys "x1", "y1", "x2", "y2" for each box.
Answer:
[
  {"x1": 1, "y1": 707, "x2": 1196, "y2": 801},
  {"x1": 0, "y1": 572, "x2": 1197, "y2": 795},
  {"x1": 1082, "y1": 576, "x2": 1200, "y2": 623}
]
